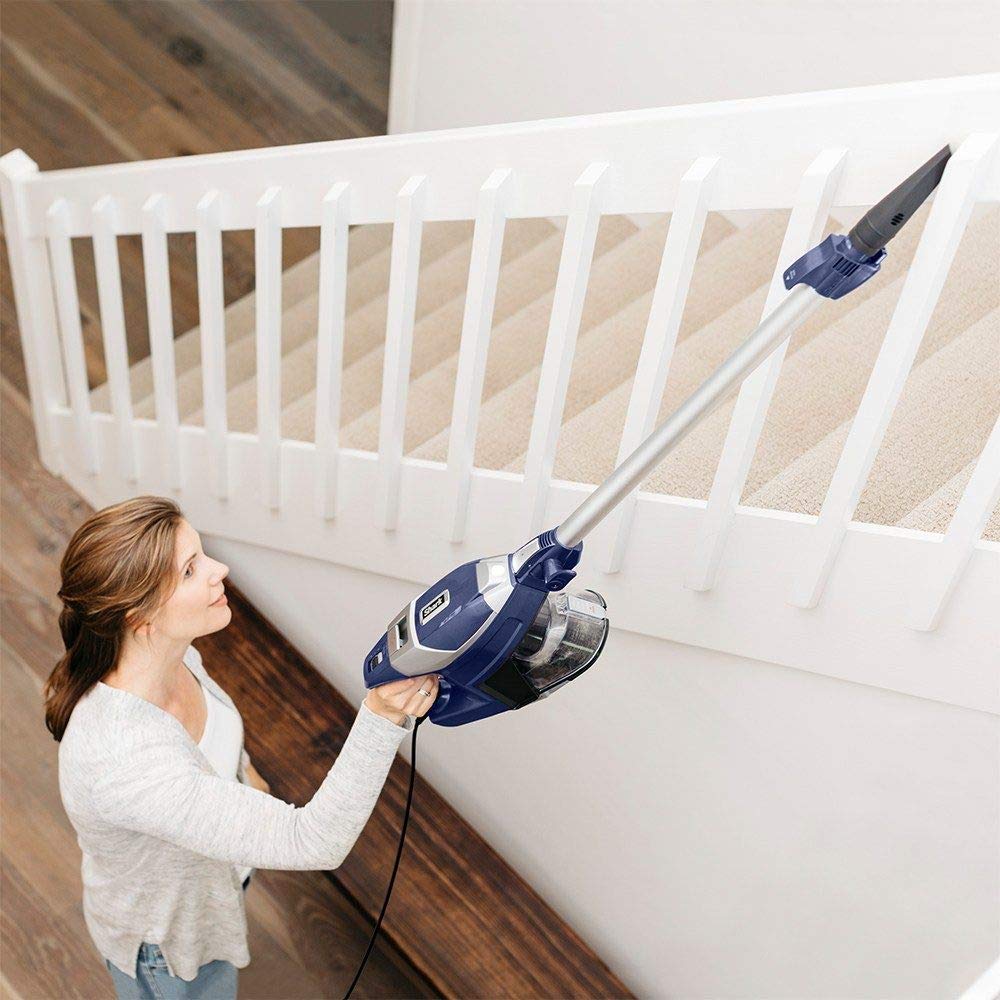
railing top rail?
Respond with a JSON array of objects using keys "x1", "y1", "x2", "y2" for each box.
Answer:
[{"x1": 12, "y1": 74, "x2": 1000, "y2": 236}]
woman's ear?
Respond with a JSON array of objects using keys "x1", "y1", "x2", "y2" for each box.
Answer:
[{"x1": 124, "y1": 609, "x2": 151, "y2": 639}]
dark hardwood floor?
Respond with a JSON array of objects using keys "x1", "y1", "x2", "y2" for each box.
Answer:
[
  {"x1": 0, "y1": 4, "x2": 632, "y2": 997},
  {"x1": 0, "y1": 0, "x2": 391, "y2": 398}
]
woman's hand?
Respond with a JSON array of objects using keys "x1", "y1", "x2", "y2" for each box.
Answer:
[
  {"x1": 365, "y1": 674, "x2": 440, "y2": 726},
  {"x1": 244, "y1": 758, "x2": 270, "y2": 795}
]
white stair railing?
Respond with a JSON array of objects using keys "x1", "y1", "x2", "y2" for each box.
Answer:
[
  {"x1": 45, "y1": 198, "x2": 98, "y2": 475},
  {"x1": 521, "y1": 161, "x2": 609, "y2": 536},
  {"x1": 910, "y1": 412, "x2": 1000, "y2": 632},
  {"x1": 0, "y1": 150, "x2": 66, "y2": 474},
  {"x1": 194, "y1": 189, "x2": 228, "y2": 500},
  {"x1": 313, "y1": 180, "x2": 351, "y2": 521},
  {"x1": 445, "y1": 167, "x2": 512, "y2": 543},
  {"x1": 255, "y1": 186, "x2": 284, "y2": 511},
  {"x1": 140, "y1": 193, "x2": 182, "y2": 491},
  {"x1": 376, "y1": 174, "x2": 427, "y2": 531},
  {"x1": 1, "y1": 76, "x2": 997, "y2": 713},
  {"x1": 92, "y1": 195, "x2": 138, "y2": 483}
]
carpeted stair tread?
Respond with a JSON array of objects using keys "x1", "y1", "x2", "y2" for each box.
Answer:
[
  {"x1": 744, "y1": 309, "x2": 999, "y2": 532},
  {"x1": 89, "y1": 240, "x2": 335, "y2": 414},
  {"x1": 418, "y1": 205, "x2": 922, "y2": 479},
  {"x1": 531, "y1": 201, "x2": 935, "y2": 494},
  {"x1": 185, "y1": 219, "x2": 486, "y2": 430},
  {"x1": 224, "y1": 217, "x2": 560, "y2": 438},
  {"x1": 95, "y1": 220, "x2": 467, "y2": 421},
  {"x1": 896, "y1": 461, "x2": 1000, "y2": 541},
  {"x1": 858, "y1": 311, "x2": 999, "y2": 528},
  {"x1": 504, "y1": 286, "x2": 770, "y2": 483},
  {"x1": 398, "y1": 213, "x2": 745, "y2": 464},
  {"x1": 500, "y1": 204, "x2": 993, "y2": 525},
  {"x1": 289, "y1": 214, "x2": 644, "y2": 448},
  {"x1": 743, "y1": 207, "x2": 998, "y2": 502},
  {"x1": 98, "y1": 226, "x2": 391, "y2": 419}
]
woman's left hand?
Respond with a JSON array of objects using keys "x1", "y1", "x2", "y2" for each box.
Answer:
[{"x1": 244, "y1": 758, "x2": 270, "y2": 795}]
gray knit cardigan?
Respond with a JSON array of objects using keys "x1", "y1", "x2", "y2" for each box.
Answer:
[{"x1": 57, "y1": 643, "x2": 412, "y2": 981}]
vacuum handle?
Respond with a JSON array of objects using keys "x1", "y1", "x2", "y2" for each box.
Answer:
[{"x1": 847, "y1": 145, "x2": 951, "y2": 255}]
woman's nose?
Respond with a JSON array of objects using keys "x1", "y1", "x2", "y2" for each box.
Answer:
[{"x1": 213, "y1": 561, "x2": 229, "y2": 581}]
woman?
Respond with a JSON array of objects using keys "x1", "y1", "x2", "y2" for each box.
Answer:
[{"x1": 46, "y1": 495, "x2": 439, "y2": 999}]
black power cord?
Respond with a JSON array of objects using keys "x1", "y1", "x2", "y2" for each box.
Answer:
[{"x1": 343, "y1": 713, "x2": 426, "y2": 1000}]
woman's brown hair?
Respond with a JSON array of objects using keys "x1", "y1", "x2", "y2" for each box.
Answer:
[{"x1": 44, "y1": 495, "x2": 184, "y2": 741}]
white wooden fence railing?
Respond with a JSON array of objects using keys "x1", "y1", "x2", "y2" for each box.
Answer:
[{"x1": 2, "y1": 76, "x2": 998, "y2": 715}]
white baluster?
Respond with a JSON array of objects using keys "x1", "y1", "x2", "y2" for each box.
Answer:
[
  {"x1": 909, "y1": 413, "x2": 1000, "y2": 631},
  {"x1": 255, "y1": 186, "x2": 283, "y2": 510},
  {"x1": 593, "y1": 155, "x2": 720, "y2": 574},
  {"x1": 445, "y1": 167, "x2": 513, "y2": 543},
  {"x1": 376, "y1": 174, "x2": 426, "y2": 531},
  {"x1": 685, "y1": 147, "x2": 847, "y2": 591},
  {"x1": 521, "y1": 161, "x2": 609, "y2": 537},
  {"x1": 92, "y1": 195, "x2": 138, "y2": 482},
  {"x1": 140, "y1": 193, "x2": 182, "y2": 490},
  {"x1": 314, "y1": 181, "x2": 351, "y2": 520},
  {"x1": 45, "y1": 198, "x2": 97, "y2": 475},
  {"x1": 791, "y1": 132, "x2": 999, "y2": 609},
  {"x1": 0, "y1": 150, "x2": 66, "y2": 475},
  {"x1": 195, "y1": 189, "x2": 228, "y2": 499}
]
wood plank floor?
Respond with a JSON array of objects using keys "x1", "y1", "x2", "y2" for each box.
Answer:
[{"x1": 0, "y1": 0, "x2": 393, "y2": 398}]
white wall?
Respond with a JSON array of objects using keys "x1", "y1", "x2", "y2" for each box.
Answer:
[
  {"x1": 205, "y1": 532, "x2": 998, "y2": 999},
  {"x1": 389, "y1": 1, "x2": 1000, "y2": 133}
]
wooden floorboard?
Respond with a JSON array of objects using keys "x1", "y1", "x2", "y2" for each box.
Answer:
[{"x1": 0, "y1": 0, "x2": 389, "y2": 398}]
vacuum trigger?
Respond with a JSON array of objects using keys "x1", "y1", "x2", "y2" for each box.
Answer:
[{"x1": 546, "y1": 566, "x2": 576, "y2": 591}]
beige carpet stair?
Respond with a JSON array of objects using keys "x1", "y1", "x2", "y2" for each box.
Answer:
[
  {"x1": 250, "y1": 215, "x2": 564, "y2": 441},
  {"x1": 898, "y1": 459, "x2": 1000, "y2": 538},
  {"x1": 493, "y1": 204, "x2": 929, "y2": 489},
  {"x1": 90, "y1": 221, "x2": 395, "y2": 415},
  {"x1": 90, "y1": 201, "x2": 999, "y2": 540}
]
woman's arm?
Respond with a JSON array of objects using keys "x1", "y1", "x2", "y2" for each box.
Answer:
[{"x1": 91, "y1": 699, "x2": 411, "y2": 871}]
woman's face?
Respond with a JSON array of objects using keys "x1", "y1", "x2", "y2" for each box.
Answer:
[{"x1": 145, "y1": 519, "x2": 231, "y2": 642}]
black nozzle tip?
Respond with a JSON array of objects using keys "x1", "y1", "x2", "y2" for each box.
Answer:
[{"x1": 848, "y1": 144, "x2": 953, "y2": 257}]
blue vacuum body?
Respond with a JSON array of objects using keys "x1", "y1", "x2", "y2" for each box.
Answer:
[{"x1": 362, "y1": 527, "x2": 610, "y2": 726}]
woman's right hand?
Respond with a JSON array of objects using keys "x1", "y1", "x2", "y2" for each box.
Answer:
[{"x1": 364, "y1": 674, "x2": 440, "y2": 726}]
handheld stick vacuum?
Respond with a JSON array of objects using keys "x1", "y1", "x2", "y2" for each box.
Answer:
[
  {"x1": 361, "y1": 144, "x2": 951, "y2": 728},
  {"x1": 344, "y1": 145, "x2": 951, "y2": 995}
]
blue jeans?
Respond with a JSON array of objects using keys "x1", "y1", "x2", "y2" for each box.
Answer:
[
  {"x1": 106, "y1": 943, "x2": 237, "y2": 999},
  {"x1": 105, "y1": 876, "x2": 249, "y2": 999}
]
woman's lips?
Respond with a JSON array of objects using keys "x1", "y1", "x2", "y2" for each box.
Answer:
[{"x1": 210, "y1": 593, "x2": 228, "y2": 607}]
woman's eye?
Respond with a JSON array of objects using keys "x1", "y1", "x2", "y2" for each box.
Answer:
[{"x1": 184, "y1": 563, "x2": 194, "y2": 578}]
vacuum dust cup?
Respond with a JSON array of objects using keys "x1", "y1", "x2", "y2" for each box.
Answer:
[{"x1": 510, "y1": 589, "x2": 610, "y2": 696}]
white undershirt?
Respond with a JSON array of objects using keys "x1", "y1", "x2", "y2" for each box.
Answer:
[{"x1": 196, "y1": 678, "x2": 253, "y2": 884}]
